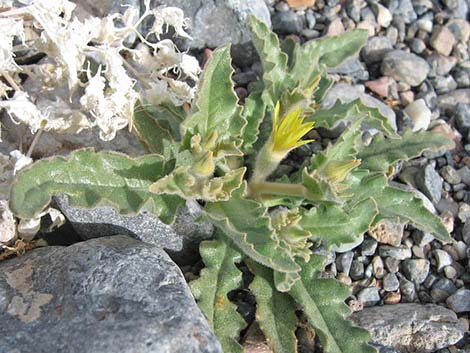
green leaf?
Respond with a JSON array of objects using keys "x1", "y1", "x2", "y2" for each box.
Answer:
[
  {"x1": 289, "y1": 254, "x2": 376, "y2": 353},
  {"x1": 190, "y1": 234, "x2": 245, "y2": 353},
  {"x1": 299, "y1": 198, "x2": 377, "y2": 251},
  {"x1": 288, "y1": 30, "x2": 368, "y2": 90},
  {"x1": 247, "y1": 260, "x2": 298, "y2": 353},
  {"x1": 205, "y1": 183, "x2": 300, "y2": 274},
  {"x1": 182, "y1": 46, "x2": 245, "y2": 143},
  {"x1": 9, "y1": 149, "x2": 184, "y2": 224},
  {"x1": 132, "y1": 102, "x2": 185, "y2": 154},
  {"x1": 247, "y1": 15, "x2": 288, "y2": 107},
  {"x1": 149, "y1": 166, "x2": 246, "y2": 202},
  {"x1": 357, "y1": 130, "x2": 455, "y2": 172},
  {"x1": 242, "y1": 90, "x2": 267, "y2": 155},
  {"x1": 307, "y1": 99, "x2": 398, "y2": 138},
  {"x1": 348, "y1": 174, "x2": 451, "y2": 243}
]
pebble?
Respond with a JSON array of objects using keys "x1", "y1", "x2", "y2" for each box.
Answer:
[
  {"x1": 457, "y1": 166, "x2": 470, "y2": 186},
  {"x1": 402, "y1": 259, "x2": 430, "y2": 284},
  {"x1": 272, "y1": 10, "x2": 304, "y2": 34},
  {"x1": 412, "y1": 230, "x2": 435, "y2": 247},
  {"x1": 381, "y1": 50, "x2": 430, "y2": 86},
  {"x1": 431, "y1": 278, "x2": 457, "y2": 301},
  {"x1": 417, "y1": 18, "x2": 433, "y2": 33},
  {"x1": 444, "y1": 265, "x2": 458, "y2": 280},
  {"x1": 453, "y1": 65, "x2": 470, "y2": 88},
  {"x1": 361, "y1": 236, "x2": 378, "y2": 256},
  {"x1": 415, "y1": 163, "x2": 443, "y2": 204},
  {"x1": 361, "y1": 36, "x2": 394, "y2": 64},
  {"x1": 385, "y1": 257, "x2": 400, "y2": 273},
  {"x1": 384, "y1": 291, "x2": 401, "y2": 304},
  {"x1": 404, "y1": 99, "x2": 431, "y2": 132},
  {"x1": 399, "y1": 276, "x2": 417, "y2": 302},
  {"x1": 372, "y1": 256, "x2": 385, "y2": 279},
  {"x1": 325, "y1": 18, "x2": 344, "y2": 36},
  {"x1": 388, "y1": 0, "x2": 417, "y2": 23},
  {"x1": 440, "y1": 166, "x2": 462, "y2": 185},
  {"x1": 410, "y1": 38, "x2": 426, "y2": 54},
  {"x1": 432, "y1": 75, "x2": 458, "y2": 94},
  {"x1": 336, "y1": 251, "x2": 354, "y2": 276},
  {"x1": 350, "y1": 259, "x2": 365, "y2": 280},
  {"x1": 383, "y1": 273, "x2": 400, "y2": 291},
  {"x1": 399, "y1": 90, "x2": 414, "y2": 105},
  {"x1": 379, "y1": 245, "x2": 412, "y2": 260},
  {"x1": 368, "y1": 219, "x2": 404, "y2": 247},
  {"x1": 357, "y1": 287, "x2": 381, "y2": 307},
  {"x1": 446, "y1": 19, "x2": 470, "y2": 43},
  {"x1": 455, "y1": 103, "x2": 470, "y2": 136},
  {"x1": 430, "y1": 26, "x2": 456, "y2": 56},
  {"x1": 453, "y1": 241, "x2": 467, "y2": 260},
  {"x1": 372, "y1": 3, "x2": 392, "y2": 28},
  {"x1": 446, "y1": 289, "x2": 470, "y2": 313},
  {"x1": 424, "y1": 273, "x2": 439, "y2": 289},
  {"x1": 433, "y1": 249, "x2": 454, "y2": 271},
  {"x1": 458, "y1": 203, "x2": 470, "y2": 222}
]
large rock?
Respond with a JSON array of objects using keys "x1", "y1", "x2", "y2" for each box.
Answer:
[
  {"x1": 54, "y1": 195, "x2": 214, "y2": 265},
  {"x1": 350, "y1": 304, "x2": 465, "y2": 352},
  {"x1": 147, "y1": 0, "x2": 271, "y2": 65},
  {"x1": 0, "y1": 236, "x2": 222, "y2": 353}
]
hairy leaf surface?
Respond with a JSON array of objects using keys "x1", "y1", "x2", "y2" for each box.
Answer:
[
  {"x1": 190, "y1": 235, "x2": 245, "y2": 353},
  {"x1": 289, "y1": 254, "x2": 376, "y2": 353},
  {"x1": 10, "y1": 149, "x2": 183, "y2": 223},
  {"x1": 248, "y1": 260, "x2": 298, "y2": 353}
]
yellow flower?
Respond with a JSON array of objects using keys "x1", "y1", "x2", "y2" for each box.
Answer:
[{"x1": 271, "y1": 101, "x2": 315, "y2": 155}]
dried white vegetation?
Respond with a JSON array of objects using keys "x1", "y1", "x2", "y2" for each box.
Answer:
[{"x1": 0, "y1": 0, "x2": 200, "y2": 245}]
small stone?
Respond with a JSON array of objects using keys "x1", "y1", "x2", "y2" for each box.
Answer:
[
  {"x1": 415, "y1": 164, "x2": 442, "y2": 204},
  {"x1": 446, "y1": 289, "x2": 470, "y2": 313},
  {"x1": 348, "y1": 299, "x2": 364, "y2": 312},
  {"x1": 350, "y1": 259, "x2": 365, "y2": 280},
  {"x1": 446, "y1": 19, "x2": 470, "y2": 43},
  {"x1": 434, "y1": 249, "x2": 454, "y2": 271},
  {"x1": 364, "y1": 263, "x2": 373, "y2": 279},
  {"x1": 444, "y1": 265, "x2": 458, "y2": 279},
  {"x1": 365, "y1": 76, "x2": 397, "y2": 98},
  {"x1": 457, "y1": 166, "x2": 470, "y2": 186},
  {"x1": 404, "y1": 99, "x2": 432, "y2": 132},
  {"x1": 385, "y1": 257, "x2": 400, "y2": 273},
  {"x1": 336, "y1": 272, "x2": 352, "y2": 285},
  {"x1": 431, "y1": 278, "x2": 457, "y2": 301},
  {"x1": 287, "y1": 0, "x2": 316, "y2": 8},
  {"x1": 372, "y1": 256, "x2": 385, "y2": 279},
  {"x1": 411, "y1": 38, "x2": 427, "y2": 54},
  {"x1": 361, "y1": 236, "x2": 378, "y2": 256},
  {"x1": 381, "y1": 50, "x2": 430, "y2": 86},
  {"x1": 372, "y1": 3, "x2": 392, "y2": 28},
  {"x1": 438, "y1": 89, "x2": 470, "y2": 113},
  {"x1": 383, "y1": 291, "x2": 401, "y2": 304},
  {"x1": 325, "y1": 18, "x2": 344, "y2": 36},
  {"x1": 432, "y1": 75, "x2": 458, "y2": 94},
  {"x1": 383, "y1": 273, "x2": 400, "y2": 291},
  {"x1": 412, "y1": 245, "x2": 426, "y2": 258},
  {"x1": 379, "y1": 245, "x2": 411, "y2": 260},
  {"x1": 368, "y1": 219, "x2": 404, "y2": 246},
  {"x1": 424, "y1": 273, "x2": 439, "y2": 289},
  {"x1": 428, "y1": 53, "x2": 458, "y2": 77},
  {"x1": 430, "y1": 26, "x2": 456, "y2": 56},
  {"x1": 400, "y1": 90, "x2": 414, "y2": 106},
  {"x1": 336, "y1": 251, "x2": 354, "y2": 276},
  {"x1": 453, "y1": 241, "x2": 467, "y2": 260},
  {"x1": 357, "y1": 287, "x2": 381, "y2": 307},
  {"x1": 356, "y1": 20, "x2": 375, "y2": 36},
  {"x1": 272, "y1": 10, "x2": 304, "y2": 34},
  {"x1": 399, "y1": 276, "x2": 417, "y2": 302},
  {"x1": 361, "y1": 36, "x2": 394, "y2": 64},
  {"x1": 412, "y1": 230, "x2": 435, "y2": 247},
  {"x1": 417, "y1": 18, "x2": 433, "y2": 33},
  {"x1": 453, "y1": 65, "x2": 470, "y2": 88},
  {"x1": 351, "y1": 304, "x2": 466, "y2": 352},
  {"x1": 387, "y1": 0, "x2": 417, "y2": 23},
  {"x1": 402, "y1": 259, "x2": 430, "y2": 284},
  {"x1": 458, "y1": 203, "x2": 470, "y2": 222},
  {"x1": 455, "y1": 103, "x2": 470, "y2": 136}
]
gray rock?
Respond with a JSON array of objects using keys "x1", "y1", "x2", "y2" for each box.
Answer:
[
  {"x1": 385, "y1": 257, "x2": 400, "y2": 273},
  {"x1": 431, "y1": 278, "x2": 457, "y2": 301},
  {"x1": 73, "y1": 0, "x2": 140, "y2": 18},
  {"x1": 438, "y1": 89, "x2": 470, "y2": 114},
  {"x1": 328, "y1": 58, "x2": 369, "y2": 81},
  {"x1": 336, "y1": 251, "x2": 354, "y2": 276},
  {"x1": 387, "y1": 0, "x2": 417, "y2": 23},
  {"x1": 378, "y1": 245, "x2": 412, "y2": 260},
  {"x1": 440, "y1": 166, "x2": 462, "y2": 185},
  {"x1": 350, "y1": 259, "x2": 365, "y2": 280},
  {"x1": 415, "y1": 164, "x2": 442, "y2": 204},
  {"x1": 410, "y1": 38, "x2": 426, "y2": 54},
  {"x1": 432, "y1": 76, "x2": 458, "y2": 95},
  {"x1": 412, "y1": 230, "x2": 435, "y2": 247},
  {"x1": 457, "y1": 166, "x2": 470, "y2": 186},
  {"x1": 452, "y1": 65, "x2": 470, "y2": 88},
  {"x1": 361, "y1": 36, "x2": 394, "y2": 64},
  {"x1": 446, "y1": 288, "x2": 470, "y2": 313},
  {"x1": 383, "y1": 273, "x2": 400, "y2": 291},
  {"x1": 372, "y1": 256, "x2": 385, "y2": 279},
  {"x1": 381, "y1": 50, "x2": 430, "y2": 87},
  {"x1": 322, "y1": 83, "x2": 397, "y2": 132},
  {"x1": 147, "y1": 0, "x2": 270, "y2": 65},
  {"x1": 361, "y1": 236, "x2": 378, "y2": 256},
  {"x1": 272, "y1": 10, "x2": 304, "y2": 34},
  {"x1": 399, "y1": 276, "x2": 417, "y2": 302},
  {"x1": 403, "y1": 99, "x2": 431, "y2": 132},
  {"x1": 443, "y1": 0, "x2": 469, "y2": 19},
  {"x1": 351, "y1": 304, "x2": 466, "y2": 352},
  {"x1": 458, "y1": 203, "x2": 470, "y2": 222},
  {"x1": 401, "y1": 259, "x2": 430, "y2": 284},
  {"x1": 357, "y1": 287, "x2": 381, "y2": 307},
  {"x1": 0, "y1": 236, "x2": 222, "y2": 353},
  {"x1": 433, "y1": 249, "x2": 454, "y2": 272},
  {"x1": 455, "y1": 103, "x2": 470, "y2": 136},
  {"x1": 430, "y1": 26, "x2": 456, "y2": 57},
  {"x1": 54, "y1": 195, "x2": 213, "y2": 265}
]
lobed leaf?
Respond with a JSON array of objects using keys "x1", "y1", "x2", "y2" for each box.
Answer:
[
  {"x1": 190, "y1": 234, "x2": 245, "y2": 353},
  {"x1": 132, "y1": 102, "x2": 184, "y2": 154},
  {"x1": 247, "y1": 15, "x2": 288, "y2": 107},
  {"x1": 242, "y1": 89, "x2": 267, "y2": 155},
  {"x1": 289, "y1": 254, "x2": 376, "y2": 353},
  {"x1": 357, "y1": 130, "x2": 455, "y2": 172},
  {"x1": 182, "y1": 46, "x2": 245, "y2": 144},
  {"x1": 299, "y1": 198, "x2": 377, "y2": 251},
  {"x1": 9, "y1": 149, "x2": 184, "y2": 224},
  {"x1": 247, "y1": 260, "x2": 298, "y2": 353},
  {"x1": 348, "y1": 174, "x2": 451, "y2": 243},
  {"x1": 205, "y1": 183, "x2": 300, "y2": 274}
]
